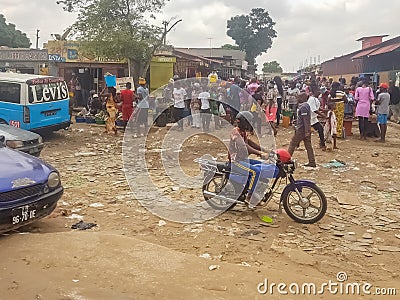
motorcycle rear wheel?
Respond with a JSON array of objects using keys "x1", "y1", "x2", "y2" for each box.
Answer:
[
  {"x1": 281, "y1": 182, "x2": 327, "y2": 224},
  {"x1": 202, "y1": 174, "x2": 237, "y2": 211}
]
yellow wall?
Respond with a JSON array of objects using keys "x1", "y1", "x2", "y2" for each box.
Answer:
[{"x1": 150, "y1": 56, "x2": 175, "y2": 93}]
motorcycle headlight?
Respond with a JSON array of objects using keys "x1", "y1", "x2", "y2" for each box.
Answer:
[
  {"x1": 6, "y1": 140, "x2": 24, "y2": 148},
  {"x1": 48, "y1": 172, "x2": 61, "y2": 188}
]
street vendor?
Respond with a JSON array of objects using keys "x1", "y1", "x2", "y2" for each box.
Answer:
[{"x1": 120, "y1": 82, "x2": 135, "y2": 130}]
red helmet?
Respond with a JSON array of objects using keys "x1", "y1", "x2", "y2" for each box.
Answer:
[{"x1": 276, "y1": 148, "x2": 292, "y2": 163}]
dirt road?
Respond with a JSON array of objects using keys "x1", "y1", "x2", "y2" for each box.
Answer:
[{"x1": 1, "y1": 120, "x2": 399, "y2": 299}]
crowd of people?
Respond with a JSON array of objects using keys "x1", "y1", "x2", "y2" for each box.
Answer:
[{"x1": 156, "y1": 73, "x2": 399, "y2": 167}]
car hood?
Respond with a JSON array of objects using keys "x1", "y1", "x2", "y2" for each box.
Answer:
[
  {"x1": 0, "y1": 147, "x2": 54, "y2": 192},
  {"x1": 0, "y1": 124, "x2": 41, "y2": 141}
]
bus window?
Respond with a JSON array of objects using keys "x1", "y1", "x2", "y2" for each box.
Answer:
[{"x1": 0, "y1": 82, "x2": 21, "y2": 104}]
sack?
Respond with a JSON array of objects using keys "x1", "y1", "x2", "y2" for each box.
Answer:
[{"x1": 219, "y1": 103, "x2": 226, "y2": 116}]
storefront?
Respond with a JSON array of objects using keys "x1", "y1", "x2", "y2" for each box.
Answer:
[{"x1": 0, "y1": 48, "x2": 49, "y2": 74}]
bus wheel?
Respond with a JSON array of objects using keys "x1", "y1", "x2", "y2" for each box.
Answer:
[{"x1": 0, "y1": 119, "x2": 7, "y2": 124}]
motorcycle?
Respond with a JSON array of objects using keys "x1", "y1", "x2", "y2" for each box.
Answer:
[{"x1": 195, "y1": 150, "x2": 327, "y2": 224}]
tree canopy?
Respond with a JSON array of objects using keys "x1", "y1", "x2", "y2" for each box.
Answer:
[
  {"x1": 0, "y1": 14, "x2": 31, "y2": 48},
  {"x1": 262, "y1": 61, "x2": 283, "y2": 74},
  {"x1": 56, "y1": 0, "x2": 179, "y2": 87},
  {"x1": 227, "y1": 8, "x2": 276, "y2": 66},
  {"x1": 220, "y1": 44, "x2": 240, "y2": 50}
]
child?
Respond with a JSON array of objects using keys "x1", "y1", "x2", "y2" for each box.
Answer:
[
  {"x1": 324, "y1": 102, "x2": 338, "y2": 150},
  {"x1": 375, "y1": 83, "x2": 390, "y2": 142}
]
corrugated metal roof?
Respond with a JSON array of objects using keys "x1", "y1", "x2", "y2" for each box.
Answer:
[
  {"x1": 351, "y1": 48, "x2": 378, "y2": 59},
  {"x1": 368, "y1": 43, "x2": 400, "y2": 56},
  {"x1": 175, "y1": 48, "x2": 246, "y2": 60}
]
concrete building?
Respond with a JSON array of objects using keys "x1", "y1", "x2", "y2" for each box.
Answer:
[{"x1": 0, "y1": 47, "x2": 48, "y2": 74}]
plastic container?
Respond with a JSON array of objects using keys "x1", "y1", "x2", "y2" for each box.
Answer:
[
  {"x1": 95, "y1": 119, "x2": 106, "y2": 125},
  {"x1": 75, "y1": 116, "x2": 86, "y2": 123},
  {"x1": 85, "y1": 117, "x2": 95, "y2": 124},
  {"x1": 115, "y1": 120, "x2": 125, "y2": 127},
  {"x1": 104, "y1": 75, "x2": 117, "y2": 87},
  {"x1": 282, "y1": 116, "x2": 291, "y2": 128}
]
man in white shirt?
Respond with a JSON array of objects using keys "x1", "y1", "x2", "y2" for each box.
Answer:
[
  {"x1": 307, "y1": 88, "x2": 326, "y2": 150},
  {"x1": 198, "y1": 87, "x2": 211, "y2": 132},
  {"x1": 173, "y1": 81, "x2": 187, "y2": 131}
]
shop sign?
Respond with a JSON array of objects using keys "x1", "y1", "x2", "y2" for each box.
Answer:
[
  {"x1": 48, "y1": 54, "x2": 66, "y2": 62},
  {"x1": 0, "y1": 49, "x2": 48, "y2": 61}
]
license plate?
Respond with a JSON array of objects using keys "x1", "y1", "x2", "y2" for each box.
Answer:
[
  {"x1": 11, "y1": 204, "x2": 37, "y2": 225},
  {"x1": 44, "y1": 111, "x2": 57, "y2": 116}
]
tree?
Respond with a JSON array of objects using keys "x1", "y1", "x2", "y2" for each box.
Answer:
[
  {"x1": 0, "y1": 14, "x2": 31, "y2": 48},
  {"x1": 56, "y1": 0, "x2": 180, "y2": 88},
  {"x1": 262, "y1": 61, "x2": 283, "y2": 73},
  {"x1": 220, "y1": 44, "x2": 240, "y2": 50},
  {"x1": 227, "y1": 8, "x2": 276, "y2": 66}
]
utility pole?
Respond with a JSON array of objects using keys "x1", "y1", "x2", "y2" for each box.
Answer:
[
  {"x1": 207, "y1": 37, "x2": 213, "y2": 66},
  {"x1": 35, "y1": 29, "x2": 40, "y2": 49}
]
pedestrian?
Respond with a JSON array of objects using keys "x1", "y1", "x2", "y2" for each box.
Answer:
[
  {"x1": 136, "y1": 78, "x2": 149, "y2": 136},
  {"x1": 228, "y1": 77, "x2": 241, "y2": 124},
  {"x1": 287, "y1": 82, "x2": 300, "y2": 124},
  {"x1": 307, "y1": 87, "x2": 326, "y2": 150},
  {"x1": 190, "y1": 83, "x2": 201, "y2": 129},
  {"x1": 329, "y1": 82, "x2": 346, "y2": 138},
  {"x1": 199, "y1": 86, "x2": 211, "y2": 132},
  {"x1": 173, "y1": 81, "x2": 187, "y2": 131},
  {"x1": 274, "y1": 76, "x2": 284, "y2": 126},
  {"x1": 375, "y1": 83, "x2": 390, "y2": 142},
  {"x1": 250, "y1": 86, "x2": 264, "y2": 135},
  {"x1": 247, "y1": 78, "x2": 260, "y2": 96},
  {"x1": 388, "y1": 80, "x2": 400, "y2": 124},
  {"x1": 344, "y1": 86, "x2": 355, "y2": 119},
  {"x1": 265, "y1": 81, "x2": 278, "y2": 136},
  {"x1": 324, "y1": 102, "x2": 338, "y2": 150},
  {"x1": 120, "y1": 82, "x2": 135, "y2": 130},
  {"x1": 355, "y1": 80, "x2": 375, "y2": 139},
  {"x1": 288, "y1": 93, "x2": 316, "y2": 168}
]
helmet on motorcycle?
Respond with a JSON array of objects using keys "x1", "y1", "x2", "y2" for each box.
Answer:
[
  {"x1": 276, "y1": 148, "x2": 292, "y2": 163},
  {"x1": 235, "y1": 111, "x2": 253, "y2": 131}
]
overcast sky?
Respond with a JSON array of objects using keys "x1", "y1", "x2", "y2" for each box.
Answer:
[{"x1": 3, "y1": 0, "x2": 400, "y2": 72}]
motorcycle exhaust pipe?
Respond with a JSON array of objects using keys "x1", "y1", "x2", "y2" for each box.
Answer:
[{"x1": 203, "y1": 191, "x2": 242, "y2": 204}]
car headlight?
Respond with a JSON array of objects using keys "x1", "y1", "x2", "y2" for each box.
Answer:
[
  {"x1": 38, "y1": 136, "x2": 43, "y2": 144},
  {"x1": 48, "y1": 172, "x2": 61, "y2": 188},
  {"x1": 6, "y1": 140, "x2": 24, "y2": 148}
]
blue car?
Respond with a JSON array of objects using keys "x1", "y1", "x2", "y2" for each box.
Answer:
[{"x1": 0, "y1": 136, "x2": 63, "y2": 233}]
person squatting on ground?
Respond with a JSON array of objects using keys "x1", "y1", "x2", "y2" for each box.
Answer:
[
  {"x1": 288, "y1": 93, "x2": 317, "y2": 168},
  {"x1": 228, "y1": 111, "x2": 269, "y2": 209},
  {"x1": 375, "y1": 83, "x2": 391, "y2": 142}
]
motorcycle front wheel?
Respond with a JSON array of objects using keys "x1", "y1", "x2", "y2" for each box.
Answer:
[
  {"x1": 202, "y1": 174, "x2": 237, "y2": 211},
  {"x1": 281, "y1": 182, "x2": 327, "y2": 224}
]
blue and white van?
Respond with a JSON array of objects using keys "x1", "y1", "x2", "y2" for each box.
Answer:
[{"x1": 0, "y1": 72, "x2": 71, "y2": 132}]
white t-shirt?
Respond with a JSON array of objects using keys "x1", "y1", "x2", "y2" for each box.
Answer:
[
  {"x1": 173, "y1": 88, "x2": 187, "y2": 108},
  {"x1": 198, "y1": 91, "x2": 211, "y2": 110},
  {"x1": 307, "y1": 96, "x2": 320, "y2": 125}
]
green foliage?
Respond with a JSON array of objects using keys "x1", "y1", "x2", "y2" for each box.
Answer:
[
  {"x1": 56, "y1": 0, "x2": 174, "y2": 84},
  {"x1": 220, "y1": 44, "x2": 240, "y2": 50},
  {"x1": 227, "y1": 8, "x2": 276, "y2": 65},
  {"x1": 262, "y1": 61, "x2": 283, "y2": 73},
  {"x1": 0, "y1": 14, "x2": 31, "y2": 48}
]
